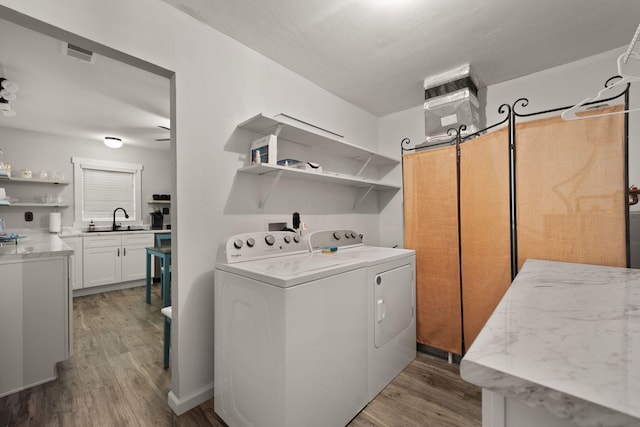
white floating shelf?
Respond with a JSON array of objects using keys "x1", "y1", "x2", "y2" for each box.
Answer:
[
  {"x1": 238, "y1": 114, "x2": 400, "y2": 167},
  {"x1": 5, "y1": 203, "x2": 69, "y2": 207},
  {"x1": 238, "y1": 163, "x2": 400, "y2": 191},
  {"x1": 0, "y1": 177, "x2": 70, "y2": 185}
]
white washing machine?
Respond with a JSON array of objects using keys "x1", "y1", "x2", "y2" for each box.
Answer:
[
  {"x1": 308, "y1": 230, "x2": 416, "y2": 401},
  {"x1": 214, "y1": 231, "x2": 369, "y2": 427}
]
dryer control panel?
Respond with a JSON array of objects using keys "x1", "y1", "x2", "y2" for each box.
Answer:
[
  {"x1": 307, "y1": 230, "x2": 363, "y2": 251},
  {"x1": 218, "y1": 231, "x2": 307, "y2": 263}
]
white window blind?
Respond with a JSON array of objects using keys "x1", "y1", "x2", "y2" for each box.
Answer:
[
  {"x1": 72, "y1": 157, "x2": 143, "y2": 228},
  {"x1": 82, "y1": 168, "x2": 136, "y2": 221}
]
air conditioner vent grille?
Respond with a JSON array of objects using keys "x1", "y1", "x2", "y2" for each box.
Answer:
[{"x1": 63, "y1": 42, "x2": 96, "y2": 64}]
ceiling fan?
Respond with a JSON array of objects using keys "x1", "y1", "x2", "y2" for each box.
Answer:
[{"x1": 156, "y1": 125, "x2": 170, "y2": 142}]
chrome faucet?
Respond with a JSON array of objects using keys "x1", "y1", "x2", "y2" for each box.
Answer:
[{"x1": 112, "y1": 207, "x2": 129, "y2": 231}]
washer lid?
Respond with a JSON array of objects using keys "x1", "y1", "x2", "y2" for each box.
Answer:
[
  {"x1": 216, "y1": 252, "x2": 366, "y2": 288},
  {"x1": 332, "y1": 246, "x2": 415, "y2": 266}
]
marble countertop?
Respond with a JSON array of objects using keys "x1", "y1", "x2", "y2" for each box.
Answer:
[
  {"x1": 0, "y1": 228, "x2": 170, "y2": 260},
  {"x1": 0, "y1": 230, "x2": 73, "y2": 261},
  {"x1": 460, "y1": 259, "x2": 640, "y2": 427}
]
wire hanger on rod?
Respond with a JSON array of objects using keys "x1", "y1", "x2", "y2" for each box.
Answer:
[{"x1": 562, "y1": 23, "x2": 640, "y2": 121}]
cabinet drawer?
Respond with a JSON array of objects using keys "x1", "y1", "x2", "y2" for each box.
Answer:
[
  {"x1": 83, "y1": 235, "x2": 122, "y2": 248},
  {"x1": 122, "y1": 233, "x2": 154, "y2": 247}
]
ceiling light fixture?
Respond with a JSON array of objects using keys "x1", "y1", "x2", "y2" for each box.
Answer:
[{"x1": 104, "y1": 136, "x2": 123, "y2": 148}]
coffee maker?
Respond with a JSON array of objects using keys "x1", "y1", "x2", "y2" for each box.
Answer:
[{"x1": 150, "y1": 210, "x2": 164, "y2": 230}]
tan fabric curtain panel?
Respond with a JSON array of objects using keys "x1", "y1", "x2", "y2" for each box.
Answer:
[
  {"x1": 403, "y1": 145, "x2": 461, "y2": 354},
  {"x1": 403, "y1": 104, "x2": 627, "y2": 356},
  {"x1": 516, "y1": 105, "x2": 627, "y2": 270},
  {"x1": 460, "y1": 128, "x2": 512, "y2": 349}
]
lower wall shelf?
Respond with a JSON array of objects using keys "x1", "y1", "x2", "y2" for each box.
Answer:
[
  {"x1": 238, "y1": 163, "x2": 400, "y2": 209},
  {"x1": 2, "y1": 203, "x2": 69, "y2": 208}
]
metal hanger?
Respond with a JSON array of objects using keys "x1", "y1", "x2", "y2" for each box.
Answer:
[{"x1": 562, "y1": 23, "x2": 640, "y2": 121}]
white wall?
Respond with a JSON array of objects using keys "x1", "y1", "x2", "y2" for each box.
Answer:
[
  {"x1": 377, "y1": 105, "x2": 424, "y2": 248},
  {"x1": 0, "y1": 127, "x2": 172, "y2": 230},
  {"x1": 0, "y1": 0, "x2": 389, "y2": 414},
  {"x1": 379, "y1": 47, "x2": 640, "y2": 251}
]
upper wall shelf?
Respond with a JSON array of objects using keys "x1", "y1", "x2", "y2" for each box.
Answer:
[
  {"x1": 0, "y1": 177, "x2": 70, "y2": 185},
  {"x1": 238, "y1": 114, "x2": 400, "y2": 167}
]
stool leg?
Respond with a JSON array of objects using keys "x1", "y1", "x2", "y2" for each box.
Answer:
[
  {"x1": 163, "y1": 317, "x2": 171, "y2": 368},
  {"x1": 162, "y1": 255, "x2": 171, "y2": 307},
  {"x1": 146, "y1": 251, "x2": 152, "y2": 304}
]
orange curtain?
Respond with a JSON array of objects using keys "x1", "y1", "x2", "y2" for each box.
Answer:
[
  {"x1": 403, "y1": 145, "x2": 461, "y2": 354},
  {"x1": 516, "y1": 105, "x2": 627, "y2": 269},
  {"x1": 460, "y1": 128, "x2": 512, "y2": 349},
  {"x1": 403, "y1": 105, "x2": 627, "y2": 355}
]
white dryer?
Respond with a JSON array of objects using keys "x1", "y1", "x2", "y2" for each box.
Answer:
[
  {"x1": 308, "y1": 230, "x2": 416, "y2": 401},
  {"x1": 214, "y1": 231, "x2": 369, "y2": 427}
]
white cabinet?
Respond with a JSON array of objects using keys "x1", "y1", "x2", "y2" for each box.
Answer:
[
  {"x1": 0, "y1": 256, "x2": 70, "y2": 396},
  {"x1": 237, "y1": 113, "x2": 401, "y2": 209},
  {"x1": 121, "y1": 234, "x2": 153, "y2": 282},
  {"x1": 83, "y1": 233, "x2": 153, "y2": 288},
  {"x1": 61, "y1": 236, "x2": 83, "y2": 290}
]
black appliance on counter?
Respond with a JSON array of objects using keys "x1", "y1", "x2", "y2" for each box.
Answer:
[{"x1": 150, "y1": 210, "x2": 164, "y2": 230}]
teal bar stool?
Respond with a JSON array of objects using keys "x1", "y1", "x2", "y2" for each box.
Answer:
[{"x1": 146, "y1": 233, "x2": 171, "y2": 306}]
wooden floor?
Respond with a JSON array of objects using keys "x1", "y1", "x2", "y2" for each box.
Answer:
[{"x1": 0, "y1": 285, "x2": 481, "y2": 426}]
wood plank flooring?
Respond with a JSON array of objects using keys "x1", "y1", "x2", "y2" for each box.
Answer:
[{"x1": 0, "y1": 285, "x2": 481, "y2": 426}]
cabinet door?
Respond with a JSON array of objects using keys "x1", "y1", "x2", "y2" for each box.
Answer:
[
  {"x1": 0, "y1": 261, "x2": 24, "y2": 395},
  {"x1": 0, "y1": 257, "x2": 69, "y2": 396},
  {"x1": 121, "y1": 234, "x2": 154, "y2": 282},
  {"x1": 61, "y1": 237, "x2": 83, "y2": 290},
  {"x1": 83, "y1": 245, "x2": 121, "y2": 288}
]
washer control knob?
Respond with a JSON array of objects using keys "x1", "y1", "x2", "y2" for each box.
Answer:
[
  {"x1": 333, "y1": 232, "x2": 341, "y2": 240},
  {"x1": 246, "y1": 238, "x2": 255, "y2": 248},
  {"x1": 265, "y1": 234, "x2": 276, "y2": 246},
  {"x1": 233, "y1": 239, "x2": 243, "y2": 249},
  {"x1": 293, "y1": 235, "x2": 301, "y2": 243},
  {"x1": 345, "y1": 232, "x2": 351, "y2": 239},
  {"x1": 284, "y1": 235, "x2": 292, "y2": 244},
  {"x1": 350, "y1": 232, "x2": 357, "y2": 239}
]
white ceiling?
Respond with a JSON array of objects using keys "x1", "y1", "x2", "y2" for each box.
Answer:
[
  {"x1": 1, "y1": 1, "x2": 639, "y2": 150},
  {"x1": 164, "y1": 0, "x2": 640, "y2": 116},
  {"x1": 0, "y1": 17, "x2": 170, "y2": 150}
]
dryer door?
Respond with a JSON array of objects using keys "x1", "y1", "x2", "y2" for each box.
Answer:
[{"x1": 374, "y1": 264, "x2": 413, "y2": 348}]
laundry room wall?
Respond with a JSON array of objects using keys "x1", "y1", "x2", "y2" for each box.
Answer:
[
  {"x1": 0, "y1": 0, "x2": 388, "y2": 415},
  {"x1": 378, "y1": 46, "x2": 640, "y2": 249}
]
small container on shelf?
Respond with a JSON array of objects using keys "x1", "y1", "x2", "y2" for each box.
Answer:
[{"x1": 251, "y1": 134, "x2": 277, "y2": 165}]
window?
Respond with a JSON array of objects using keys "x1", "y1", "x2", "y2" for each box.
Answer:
[{"x1": 72, "y1": 157, "x2": 143, "y2": 228}]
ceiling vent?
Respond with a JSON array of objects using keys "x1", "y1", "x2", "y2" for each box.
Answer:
[{"x1": 62, "y1": 42, "x2": 97, "y2": 64}]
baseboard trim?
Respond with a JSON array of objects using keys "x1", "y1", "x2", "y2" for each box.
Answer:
[
  {"x1": 73, "y1": 280, "x2": 144, "y2": 298},
  {"x1": 168, "y1": 383, "x2": 214, "y2": 416}
]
